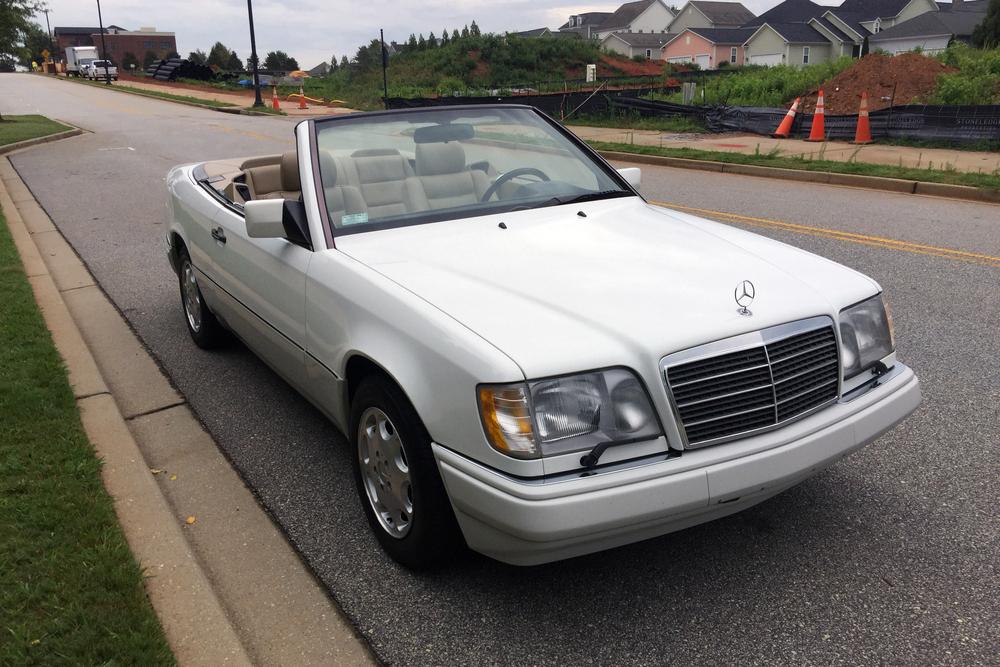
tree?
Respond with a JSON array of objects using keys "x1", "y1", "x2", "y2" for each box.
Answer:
[
  {"x1": 142, "y1": 50, "x2": 158, "y2": 68},
  {"x1": 427, "y1": 32, "x2": 437, "y2": 47},
  {"x1": 329, "y1": 54, "x2": 339, "y2": 71},
  {"x1": 339, "y1": 55, "x2": 349, "y2": 68},
  {"x1": 226, "y1": 49, "x2": 242, "y2": 70},
  {"x1": 188, "y1": 49, "x2": 207, "y2": 65},
  {"x1": 263, "y1": 50, "x2": 298, "y2": 70},
  {"x1": 417, "y1": 33, "x2": 426, "y2": 49},
  {"x1": 18, "y1": 21, "x2": 48, "y2": 68},
  {"x1": 122, "y1": 51, "x2": 138, "y2": 70},
  {"x1": 407, "y1": 33, "x2": 417, "y2": 48},
  {"x1": 470, "y1": 21, "x2": 481, "y2": 37},
  {"x1": 451, "y1": 29, "x2": 460, "y2": 42},
  {"x1": 0, "y1": 0, "x2": 43, "y2": 82},
  {"x1": 972, "y1": 0, "x2": 1000, "y2": 48},
  {"x1": 461, "y1": 25, "x2": 470, "y2": 39},
  {"x1": 440, "y1": 28, "x2": 449, "y2": 45},
  {"x1": 207, "y1": 41, "x2": 233, "y2": 68}
]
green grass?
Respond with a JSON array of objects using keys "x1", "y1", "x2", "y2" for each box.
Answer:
[
  {"x1": 588, "y1": 140, "x2": 1000, "y2": 191},
  {"x1": 930, "y1": 43, "x2": 1000, "y2": 105},
  {"x1": 0, "y1": 211, "x2": 174, "y2": 664},
  {"x1": 570, "y1": 112, "x2": 706, "y2": 133},
  {"x1": 64, "y1": 76, "x2": 237, "y2": 108},
  {"x1": 0, "y1": 115, "x2": 69, "y2": 147}
]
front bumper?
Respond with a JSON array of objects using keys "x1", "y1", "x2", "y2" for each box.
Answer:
[{"x1": 434, "y1": 364, "x2": 920, "y2": 566}]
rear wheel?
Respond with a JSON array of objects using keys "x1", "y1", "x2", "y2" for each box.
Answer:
[
  {"x1": 350, "y1": 376, "x2": 463, "y2": 568},
  {"x1": 177, "y1": 248, "x2": 228, "y2": 348}
]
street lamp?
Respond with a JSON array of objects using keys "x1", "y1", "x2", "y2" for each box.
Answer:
[
  {"x1": 42, "y1": 9, "x2": 53, "y2": 53},
  {"x1": 247, "y1": 0, "x2": 264, "y2": 106},
  {"x1": 95, "y1": 0, "x2": 111, "y2": 85}
]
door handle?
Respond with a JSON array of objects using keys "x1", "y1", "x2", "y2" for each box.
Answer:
[{"x1": 211, "y1": 227, "x2": 227, "y2": 244}]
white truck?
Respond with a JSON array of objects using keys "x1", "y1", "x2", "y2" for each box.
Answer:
[
  {"x1": 65, "y1": 46, "x2": 99, "y2": 76},
  {"x1": 82, "y1": 59, "x2": 118, "y2": 81}
]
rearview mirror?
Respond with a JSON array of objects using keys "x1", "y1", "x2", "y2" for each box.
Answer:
[
  {"x1": 244, "y1": 199, "x2": 286, "y2": 239},
  {"x1": 617, "y1": 167, "x2": 641, "y2": 189}
]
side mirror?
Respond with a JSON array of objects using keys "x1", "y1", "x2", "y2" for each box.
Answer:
[
  {"x1": 617, "y1": 167, "x2": 641, "y2": 189},
  {"x1": 243, "y1": 199, "x2": 312, "y2": 249},
  {"x1": 244, "y1": 199, "x2": 286, "y2": 239}
]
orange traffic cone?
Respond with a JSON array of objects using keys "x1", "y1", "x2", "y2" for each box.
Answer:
[
  {"x1": 298, "y1": 85, "x2": 308, "y2": 110},
  {"x1": 805, "y1": 89, "x2": 826, "y2": 142},
  {"x1": 772, "y1": 97, "x2": 801, "y2": 138},
  {"x1": 271, "y1": 86, "x2": 280, "y2": 111},
  {"x1": 852, "y1": 91, "x2": 873, "y2": 145}
]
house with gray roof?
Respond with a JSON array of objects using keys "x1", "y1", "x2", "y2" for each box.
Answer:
[
  {"x1": 668, "y1": 1, "x2": 757, "y2": 33},
  {"x1": 869, "y1": 0, "x2": 988, "y2": 53},
  {"x1": 602, "y1": 31, "x2": 675, "y2": 59}
]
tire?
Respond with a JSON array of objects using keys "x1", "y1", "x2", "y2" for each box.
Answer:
[
  {"x1": 350, "y1": 375, "x2": 464, "y2": 568},
  {"x1": 177, "y1": 247, "x2": 229, "y2": 348}
]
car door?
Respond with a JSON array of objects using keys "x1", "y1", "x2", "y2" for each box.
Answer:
[{"x1": 205, "y1": 203, "x2": 311, "y2": 382}]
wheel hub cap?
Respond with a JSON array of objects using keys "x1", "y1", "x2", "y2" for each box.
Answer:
[
  {"x1": 182, "y1": 261, "x2": 202, "y2": 333},
  {"x1": 358, "y1": 407, "x2": 412, "y2": 538}
]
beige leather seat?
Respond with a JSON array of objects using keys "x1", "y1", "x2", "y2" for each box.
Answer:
[
  {"x1": 335, "y1": 149, "x2": 428, "y2": 218},
  {"x1": 245, "y1": 151, "x2": 301, "y2": 200},
  {"x1": 415, "y1": 142, "x2": 489, "y2": 209},
  {"x1": 317, "y1": 151, "x2": 367, "y2": 225}
]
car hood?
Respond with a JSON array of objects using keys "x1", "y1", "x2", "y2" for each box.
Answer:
[{"x1": 336, "y1": 197, "x2": 879, "y2": 379}]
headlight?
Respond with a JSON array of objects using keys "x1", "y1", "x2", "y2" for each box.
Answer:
[
  {"x1": 839, "y1": 294, "x2": 894, "y2": 380},
  {"x1": 478, "y1": 369, "x2": 662, "y2": 459}
]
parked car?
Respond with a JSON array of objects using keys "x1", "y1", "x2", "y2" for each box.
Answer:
[
  {"x1": 165, "y1": 105, "x2": 921, "y2": 567},
  {"x1": 82, "y1": 59, "x2": 118, "y2": 80}
]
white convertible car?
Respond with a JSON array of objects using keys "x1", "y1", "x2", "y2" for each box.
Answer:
[{"x1": 166, "y1": 105, "x2": 921, "y2": 567}]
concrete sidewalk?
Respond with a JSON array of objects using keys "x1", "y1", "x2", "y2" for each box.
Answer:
[
  {"x1": 569, "y1": 126, "x2": 1000, "y2": 175},
  {"x1": 1, "y1": 147, "x2": 374, "y2": 665}
]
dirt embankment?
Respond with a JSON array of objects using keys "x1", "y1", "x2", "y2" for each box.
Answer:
[{"x1": 799, "y1": 53, "x2": 955, "y2": 114}]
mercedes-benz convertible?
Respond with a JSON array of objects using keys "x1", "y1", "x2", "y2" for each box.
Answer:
[{"x1": 166, "y1": 105, "x2": 920, "y2": 567}]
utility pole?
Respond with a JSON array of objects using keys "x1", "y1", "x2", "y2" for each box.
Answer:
[
  {"x1": 247, "y1": 0, "x2": 264, "y2": 106},
  {"x1": 95, "y1": 0, "x2": 111, "y2": 84},
  {"x1": 380, "y1": 29, "x2": 388, "y2": 109},
  {"x1": 43, "y1": 9, "x2": 53, "y2": 52}
]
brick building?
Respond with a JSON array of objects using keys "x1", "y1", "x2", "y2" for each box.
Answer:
[{"x1": 53, "y1": 25, "x2": 177, "y2": 66}]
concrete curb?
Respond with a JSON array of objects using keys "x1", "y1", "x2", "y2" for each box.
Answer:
[
  {"x1": 2, "y1": 143, "x2": 374, "y2": 664},
  {"x1": 0, "y1": 127, "x2": 83, "y2": 155},
  {"x1": 39, "y1": 73, "x2": 285, "y2": 116},
  {"x1": 597, "y1": 149, "x2": 1000, "y2": 205},
  {"x1": 1, "y1": 159, "x2": 252, "y2": 664}
]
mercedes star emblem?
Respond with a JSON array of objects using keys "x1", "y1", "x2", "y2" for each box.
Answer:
[{"x1": 735, "y1": 280, "x2": 755, "y2": 315}]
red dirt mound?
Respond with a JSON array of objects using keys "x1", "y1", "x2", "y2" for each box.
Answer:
[{"x1": 798, "y1": 53, "x2": 955, "y2": 115}]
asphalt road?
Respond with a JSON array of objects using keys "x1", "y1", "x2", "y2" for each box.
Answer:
[{"x1": 5, "y1": 74, "x2": 999, "y2": 665}]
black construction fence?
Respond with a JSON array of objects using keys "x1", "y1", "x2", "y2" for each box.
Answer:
[
  {"x1": 609, "y1": 97, "x2": 1000, "y2": 143},
  {"x1": 387, "y1": 90, "x2": 1000, "y2": 143}
]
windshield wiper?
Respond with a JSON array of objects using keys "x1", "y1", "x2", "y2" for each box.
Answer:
[{"x1": 537, "y1": 190, "x2": 633, "y2": 209}]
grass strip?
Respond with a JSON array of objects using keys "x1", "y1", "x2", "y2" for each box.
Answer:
[
  {"x1": 0, "y1": 115, "x2": 70, "y2": 147},
  {"x1": 60, "y1": 76, "x2": 237, "y2": 108},
  {"x1": 588, "y1": 140, "x2": 1000, "y2": 191},
  {"x1": 0, "y1": 210, "x2": 174, "y2": 664}
]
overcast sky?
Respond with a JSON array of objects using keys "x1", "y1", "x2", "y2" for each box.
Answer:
[{"x1": 36, "y1": 0, "x2": 842, "y2": 70}]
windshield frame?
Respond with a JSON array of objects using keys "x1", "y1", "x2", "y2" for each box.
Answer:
[{"x1": 306, "y1": 105, "x2": 641, "y2": 244}]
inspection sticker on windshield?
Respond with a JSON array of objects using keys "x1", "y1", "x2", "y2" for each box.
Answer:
[{"x1": 341, "y1": 213, "x2": 369, "y2": 226}]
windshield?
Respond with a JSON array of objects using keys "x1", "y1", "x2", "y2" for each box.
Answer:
[{"x1": 313, "y1": 106, "x2": 632, "y2": 232}]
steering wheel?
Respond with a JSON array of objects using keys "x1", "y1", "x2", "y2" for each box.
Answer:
[{"x1": 480, "y1": 167, "x2": 551, "y2": 202}]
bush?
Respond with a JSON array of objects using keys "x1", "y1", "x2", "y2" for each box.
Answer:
[{"x1": 930, "y1": 43, "x2": 1000, "y2": 104}]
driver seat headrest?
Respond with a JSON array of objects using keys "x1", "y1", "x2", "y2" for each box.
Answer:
[{"x1": 415, "y1": 142, "x2": 467, "y2": 176}]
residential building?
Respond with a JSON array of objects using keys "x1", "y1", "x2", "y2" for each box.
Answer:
[
  {"x1": 601, "y1": 31, "x2": 674, "y2": 59},
  {"x1": 869, "y1": 0, "x2": 988, "y2": 53},
  {"x1": 593, "y1": 1, "x2": 669, "y2": 39},
  {"x1": 512, "y1": 28, "x2": 553, "y2": 38},
  {"x1": 559, "y1": 12, "x2": 614, "y2": 38},
  {"x1": 662, "y1": 27, "x2": 756, "y2": 66},
  {"x1": 667, "y1": 1, "x2": 757, "y2": 33}
]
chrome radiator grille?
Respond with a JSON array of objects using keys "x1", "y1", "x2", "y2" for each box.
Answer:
[{"x1": 664, "y1": 321, "x2": 840, "y2": 448}]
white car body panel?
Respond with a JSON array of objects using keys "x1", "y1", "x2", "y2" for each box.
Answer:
[{"x1": 165, "y1": 113, "x2": 920, "y2": 565}]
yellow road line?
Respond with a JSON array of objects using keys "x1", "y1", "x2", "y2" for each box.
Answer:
[{"x1": 652, "y1": 201, "x2": 1000, "y2": 268}]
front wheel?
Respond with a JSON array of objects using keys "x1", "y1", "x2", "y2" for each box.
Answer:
[
  {"x1": 177, "y1": 248, "x2": 229, "y2": 348},
  {"x1": 350, "y1": 376, "x2": 463, "y2": 568}
]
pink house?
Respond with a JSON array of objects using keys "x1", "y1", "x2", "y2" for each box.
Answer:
[{"x1": 661, "y1": 27, "x2": 755, "y2": 69}]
